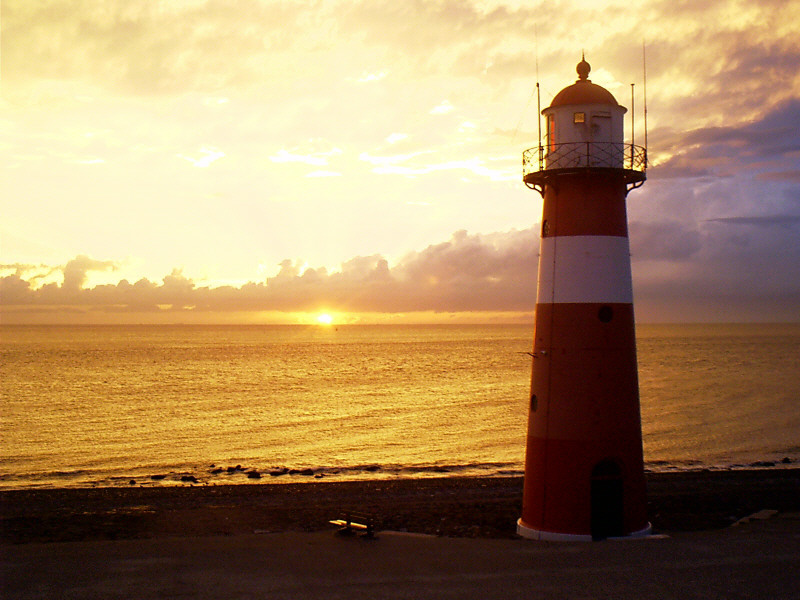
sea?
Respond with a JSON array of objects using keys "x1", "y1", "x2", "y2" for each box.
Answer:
[{"x1": 1, "y1": 323, "x2": 799, "y2": 490}]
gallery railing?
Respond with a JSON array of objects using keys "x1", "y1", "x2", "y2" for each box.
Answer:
[{"x1": 523, "y1": 142, "x2": 647, "y2": 178}]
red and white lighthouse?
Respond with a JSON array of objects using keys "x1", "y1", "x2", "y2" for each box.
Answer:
[{"x1": 518, "y1": 56, "x2": 650, "y2": 541}]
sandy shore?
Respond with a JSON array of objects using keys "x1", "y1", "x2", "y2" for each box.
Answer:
[{"x1": 2, "y1": 469, "x2": 798, "y2": 544}]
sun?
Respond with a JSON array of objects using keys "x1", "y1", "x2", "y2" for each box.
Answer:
[{"x1": 316, "y1": 313, "x2": 334, "y2": 325}]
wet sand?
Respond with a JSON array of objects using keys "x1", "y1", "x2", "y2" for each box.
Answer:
[{"x1": 2, "y1": 469, "x2": 798, "y2": 544}]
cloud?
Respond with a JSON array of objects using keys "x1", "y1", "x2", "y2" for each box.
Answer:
[
  {"x1": 305, "y1": 170, "x2": 342, "y2": 178},
  {"x1": 650, "y1": 99, "x2": 800, "y2": 180},
  {"x1": 0, "y1": 230, "x2": 538, "y2": 316},
  {"x1": 757, "y1": 171, "x2": 800, "y2": 184},
  {"x1": 629, "y1": 213, "x2": 800, "y2": 321},
  {"x1": 629, "y1": 221, "x2": 702, "y2": 262},
  {"x1": 704, "y1": 215, "x2": 800, "y2": 228},
  {"x1": 3, "y1": 215, "x2": 799, "y2": 322},
  {"x1": 61, "y1": 255, "x2": 119, "y2": 292},
  {"x1": 360, "y1": 150, "x2": 515, "y2": 180},
  {"x1": 430, "y1": 100, "x2": 454, "y2": 115},
  {"x1": 2, "y1": 1, "x2": 300, "y2": 96},
  {"x1": 0, "y1": 273, "x2": 33, "y2": 306},
  {"x1": 178, "y1": 146, "x2": 225, "y2": 167},
  {"x1": 269, "y1": 141, "x2": 343, "y2": 166},
  {"x1": 356, "y1": 71, "x2": 388, "y2": 83},
  {"x1": 385, "y1": 133, "x2": 408, "y2": 144}
]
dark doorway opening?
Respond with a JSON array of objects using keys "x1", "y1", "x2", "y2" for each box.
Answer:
[{"x1": 591, "y1": 459, "x2": 624, "y2": 540}]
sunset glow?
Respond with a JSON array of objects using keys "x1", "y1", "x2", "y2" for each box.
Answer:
[
  {"x1": 316, "y1": 313, "x2": 334, "y2": 325},
  {"x1": 1, "y1": 1, "x2": 799, "y2": 324}
]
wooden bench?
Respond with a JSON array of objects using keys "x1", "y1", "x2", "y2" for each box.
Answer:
[{"x1": 329, "y1": 511, "x2": 377, "y2": 539}]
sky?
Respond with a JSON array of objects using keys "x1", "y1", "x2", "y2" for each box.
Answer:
[{"x1": 2, "y1": 0, "x2": 799, "y2": 324}]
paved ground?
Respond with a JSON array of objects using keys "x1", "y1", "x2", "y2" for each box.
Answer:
[{"x1": 3, "y1": 512, "x2": 799, "y2": 599}]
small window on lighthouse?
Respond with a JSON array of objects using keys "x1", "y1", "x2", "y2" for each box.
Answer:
[
  {"x1": 574, "y1": 112, "x2": 585, "y2": 124},
  {"x1": 547, "y1": 114, "x2": 556, "y2": 153},
  {"x1": 598, "y1": 306, "x2": 614, "y2": 323}
]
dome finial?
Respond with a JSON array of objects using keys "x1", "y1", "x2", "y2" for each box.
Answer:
[{"x1": 576, "y1": 52, "x2": 591, "y2": 82}]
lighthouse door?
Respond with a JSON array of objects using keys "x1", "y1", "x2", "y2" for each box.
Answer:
[
  {"x1": 591, "y1": 459, "x2": 624, "y2": 540},
  {"x1": 590, "y1": 113, "x2": 612, "y2": 167}
]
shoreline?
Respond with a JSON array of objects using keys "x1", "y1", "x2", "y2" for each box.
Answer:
[
  {"x1": 2, "y1": 468, "x2": 798, "y2": 544},
  {"x1": 2, "y1": 458, "x2": 795, "y2": 492}
]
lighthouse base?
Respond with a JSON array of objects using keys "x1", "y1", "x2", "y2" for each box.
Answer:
[{"x1": 516, "y1": 519, "x2": 652, "y2": 542}]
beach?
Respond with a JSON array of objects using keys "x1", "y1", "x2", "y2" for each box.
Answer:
[
  {"x1": 2, "y1": 469, "x2": 798, "y2": 544},
  {"x1": 2, "y1": 469, "x2": 799, "y2": 599}
]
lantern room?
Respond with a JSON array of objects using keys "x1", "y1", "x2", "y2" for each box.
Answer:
[
  {"x1": 542, "y1": 56, "x2": 627, "y2": 169},
  {"x1": 522, "y1": 56, "x2": 647, "y2": 195}
]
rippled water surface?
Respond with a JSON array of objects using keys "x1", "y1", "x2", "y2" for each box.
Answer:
[{"x1": 1, "y1": 323, "x2": 798, "y2": 488}]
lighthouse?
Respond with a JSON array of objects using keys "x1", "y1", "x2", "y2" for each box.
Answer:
[{"x1": 518, "y1": 56, "x2": 650, "y2": 541}]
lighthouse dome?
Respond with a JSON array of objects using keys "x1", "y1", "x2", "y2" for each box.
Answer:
[{"x1": 549, "y1": 57, "x2": 619, "y2": 107}]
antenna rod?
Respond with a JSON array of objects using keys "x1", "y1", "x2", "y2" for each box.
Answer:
[
  {"x1": 537, "y1": 82, "x2": 542, "y2": 165},
  {"x1": 643, "y1": 41, "x2": 648, "y2": 169},
  {"x1": 631, "y1": 83, "x2": 635, "y2": 167},
  {"x1": 535, "y1": 24, "x2": 542, "y2": 166}
]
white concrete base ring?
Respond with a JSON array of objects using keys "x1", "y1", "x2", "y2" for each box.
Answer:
[
  {"x1": 613, "y1": 522, "x2": 653, "y2": 540},
  {"x1": 516, "y1": 519, "x2": 593, "y2": 542},
  {"x1": 517, "y1": 519, "x2": 653, "y2": 542}
]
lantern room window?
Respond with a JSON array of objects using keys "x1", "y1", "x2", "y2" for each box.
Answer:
[{"x1": 574, "y1": 112, "x2": 585, "y2": 124}]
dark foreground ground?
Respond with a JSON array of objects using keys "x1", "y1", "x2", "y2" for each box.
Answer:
[
  {"x1": 3, "y1": 470, "x2": 800, "y2": 599},
  {"x1": 1, "y1": 469, "x2": 799, "y2": 543}
]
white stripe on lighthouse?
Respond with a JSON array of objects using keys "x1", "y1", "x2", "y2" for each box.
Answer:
[{"x1": 536, "y1": 235, "x2": 633, "y2": 304}]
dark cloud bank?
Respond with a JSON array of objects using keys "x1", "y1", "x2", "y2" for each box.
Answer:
[
  {"x1": 651, "y1": 98, "x2": 800, "y2": 181},
  {"x1": 1, "y1": 230, "x2": 538, "y2": 319},
  {"x1": 3, "y1": 218, "x2": 799, "y2": 322}
]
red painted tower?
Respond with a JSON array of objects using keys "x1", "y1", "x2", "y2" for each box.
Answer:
[{"x1": 518, "y1": 56, "x2": 650, "y2": 541}]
